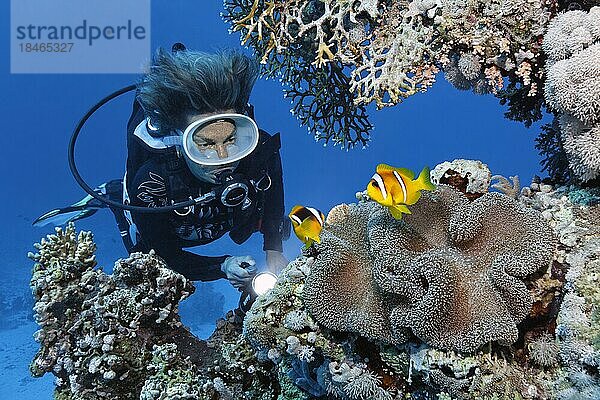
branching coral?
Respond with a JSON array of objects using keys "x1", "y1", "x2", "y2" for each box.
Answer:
[
  {"x1": 536, "y1": 116, "x2": 572, "y2": 184},
  {"x1": 543, "y1": 7, "x2": 600, "y2": 182},
  {"x1": 223, "y1": 0, "x2": 374, "y2": 148},
  {"x1": 303, "y1": 183, "x2": 555, "y2": 353},
  {"x1": 491, "y1": 174, "x2": 521, "y2": 199},
  {"x1": 223, "y1": 0, "x2": 554, "y2": 147}
]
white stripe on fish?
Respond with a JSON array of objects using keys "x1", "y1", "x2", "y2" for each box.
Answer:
[
  {"x1": 306, "y1": 207, "x2": 324, "y2": 226},
  {"x1": 372, "y1": 173, "x2": 387, "y2": 200},
  {"x1": 393, "y1": 170, "x2": 407, "y2": 203}
]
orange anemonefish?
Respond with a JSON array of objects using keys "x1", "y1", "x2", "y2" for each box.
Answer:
[
  {"x1": 366, "y1": 164, "x2": 436, "y2": 220},
  {"x1": 288, "y1": 205, "x2": 325, "y2": 248}
]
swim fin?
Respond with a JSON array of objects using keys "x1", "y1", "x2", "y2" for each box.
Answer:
[
  {"x1": 33, "y1": 195, "x2": 106, "y2": 227},
  {"x1": 32, "y1": 182, "x2": 120, "y2": 227}
]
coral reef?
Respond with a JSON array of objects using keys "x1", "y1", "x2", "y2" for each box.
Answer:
[
  {"x1": 223, "y1": 0, "x2": 374, "y2": 148},
  {"x1": 244, "y1": 255, "x2": 401, "y2": 399},
  {"x1": 241, "y1": 165, "x2": 599, "y2": 399},
  {"x1": 223, "y1": 0, "x2": 555, "y2": 147},
  {"x1": 29, "y1": 160, "x2": 600, "y2": 399},
  {"x1": 223, "y1": 1, "x2": 600, "y2": 189},
  {"x1": 543, "y1": 6, "x2": 600, "y2": 182},
  {"x1": 519, "y1": 178, "x2": 600, "y2": 398},
  {"x1": 28, "y1": 225, "x2": 200, "y2": 398}
]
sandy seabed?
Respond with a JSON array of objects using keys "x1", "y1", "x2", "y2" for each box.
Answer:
[{"x1": 0, "y1": 323, "x2": 69, "y2": 399}]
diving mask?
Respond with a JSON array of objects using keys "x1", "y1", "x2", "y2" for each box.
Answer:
[{"x1": 181, "y1": 113, "x2": 259, "y2": 166}]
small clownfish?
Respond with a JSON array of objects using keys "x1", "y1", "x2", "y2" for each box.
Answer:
[
  {"x1": 289, "y1": 205, "x2": 325, "y2": 248},
  {"x1": 366, "y1": 164, "x2": 436, "y2": 220}
]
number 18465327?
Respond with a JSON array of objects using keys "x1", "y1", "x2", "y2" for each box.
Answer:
[{"x1": 19, "y1": 42, "x2": 74, "y2": 52}]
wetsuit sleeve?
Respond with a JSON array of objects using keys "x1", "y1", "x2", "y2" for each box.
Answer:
[
  {"x1": 260, "y1": 148, "x2": 285, "y2": 252},
  {"x1": 128, "y1": 164, "x2": 228, "y2": 282}
]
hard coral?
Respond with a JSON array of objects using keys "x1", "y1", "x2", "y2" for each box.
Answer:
[
  {"x1": 30, "y1": 224, "x2": 282, "y2": 400},
  {"x1": 304, "y1": 184, "x2": 555, "y2": 353},
  {"x1": 223, "y1": 0, "x2": 553, "y2": 147},
  {"x1": 140, "y1": 344, "x2": 204, "y2": 399},
  {"x1": 29, "y1": 225, "x2": 197, "y2": 399},
  {"x1": 543, "y1": 7, "x2": 600, "y2": 182},
  {"x1": 430, "y1": 159, "x2": 492, "y2": 199}
]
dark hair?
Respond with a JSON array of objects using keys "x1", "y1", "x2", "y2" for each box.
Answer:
[{"x1": 136, "y1": 48, "x2": 259, "y2": 134}]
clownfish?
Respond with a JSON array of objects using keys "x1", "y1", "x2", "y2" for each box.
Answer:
[
  {"x1": 289, "y1": 205, "x2": 325, "y2": 248},
  {"x1": 366, "y1": 164, "x2": 436, "y2": 220}
]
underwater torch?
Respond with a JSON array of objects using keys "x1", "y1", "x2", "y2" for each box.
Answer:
[
  {"x1": 251, "y1": 272, "x2": 278, "y2": 296},
  {"x1": 237, "y1": 264, "x2": 278, "y2": 314}
]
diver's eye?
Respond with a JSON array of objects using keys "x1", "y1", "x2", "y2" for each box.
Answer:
[{"x1": 371, "y1": 180, "x2": 379, "y2": 188}]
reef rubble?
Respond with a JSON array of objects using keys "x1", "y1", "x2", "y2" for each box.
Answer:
[{"x1": 29, "y1": 160, "x2": 600, "y2": 399}]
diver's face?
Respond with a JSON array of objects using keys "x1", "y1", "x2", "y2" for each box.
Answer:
[{"x1": 186, "y1": 110, "x2": 236, "y2": 159}]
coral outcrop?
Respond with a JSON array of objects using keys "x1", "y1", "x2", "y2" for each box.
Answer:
[
  {"x1": 29, "y1": 225, "x2": 199, "y2": 398},
  {"x1": 430, "y1": 159, "x2": 492, "y2": 200},
  {"x1": 242, "y1": 164, "x2": 599, "y2": 399},
  {"x1": 223, "y1": 1, "x2": 600, "y2": 190},
  {"x1": 28, "y1": 224, "x2": 278, "y2": 399}
]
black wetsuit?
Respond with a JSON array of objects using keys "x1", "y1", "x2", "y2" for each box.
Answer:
[{"x1": 122, "y1": 100, "x2": 285, "y2": 281}]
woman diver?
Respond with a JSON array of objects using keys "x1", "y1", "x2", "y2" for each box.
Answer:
[{"x1": 35, "y1": 44, "x2": 289, "y2": 291}]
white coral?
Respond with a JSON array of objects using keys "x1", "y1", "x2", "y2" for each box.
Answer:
[
  {"x1": 543, "y1": 9, "x2": 599, "y2": 62},
  {"x1": 406, "y1": 0, "x2": 441, "y2": 18},
  {"x1": 458, "y1": 53, "x2": 482, "y2": 81},
  {"x1": 343, "y1": 370, "x2": 382, "y2": 399},
  {"x1": 559, "y1": 113, "x2": 600, "y2": 181},
  {"x1": 285, "y1": 335, "x2": 301, "y2": 355},
  {"x1": 543, "y1": 7, "x2": 600, "y2": 182},
  {"x1": 283, "y1": 310, "x2": 309, "y2": 332},
  {"x1": 296, "y1": 345, "x2": 315, "y2": 362},
  {"x1": 545, "y1": 44, "x2": 600, "y2": 126},
  {"x1": 329, "y1": 361, "x2": 363, "y2": 383},
  {"x1": 431, "y1": 159, "x2": 492, "y2": 194},
  {"x1": 528, "y1": 333, "x2": 559, "y2": 367}
]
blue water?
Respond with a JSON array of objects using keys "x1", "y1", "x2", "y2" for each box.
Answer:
[{"x1": 0, "y1": 1, "x2": 549, "y2": 398}]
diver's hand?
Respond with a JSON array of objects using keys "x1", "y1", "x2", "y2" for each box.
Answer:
[
  {"x1": 265, "y1": 250, "x2": 288, "y2": 275},
  {"x1": 221, "y1": 256, "x2": 257, "y2": 290}
]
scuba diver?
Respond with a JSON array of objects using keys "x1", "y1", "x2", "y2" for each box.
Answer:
[{"x1": 34, "y1": 44, "x2": 290, "y2": 292}]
